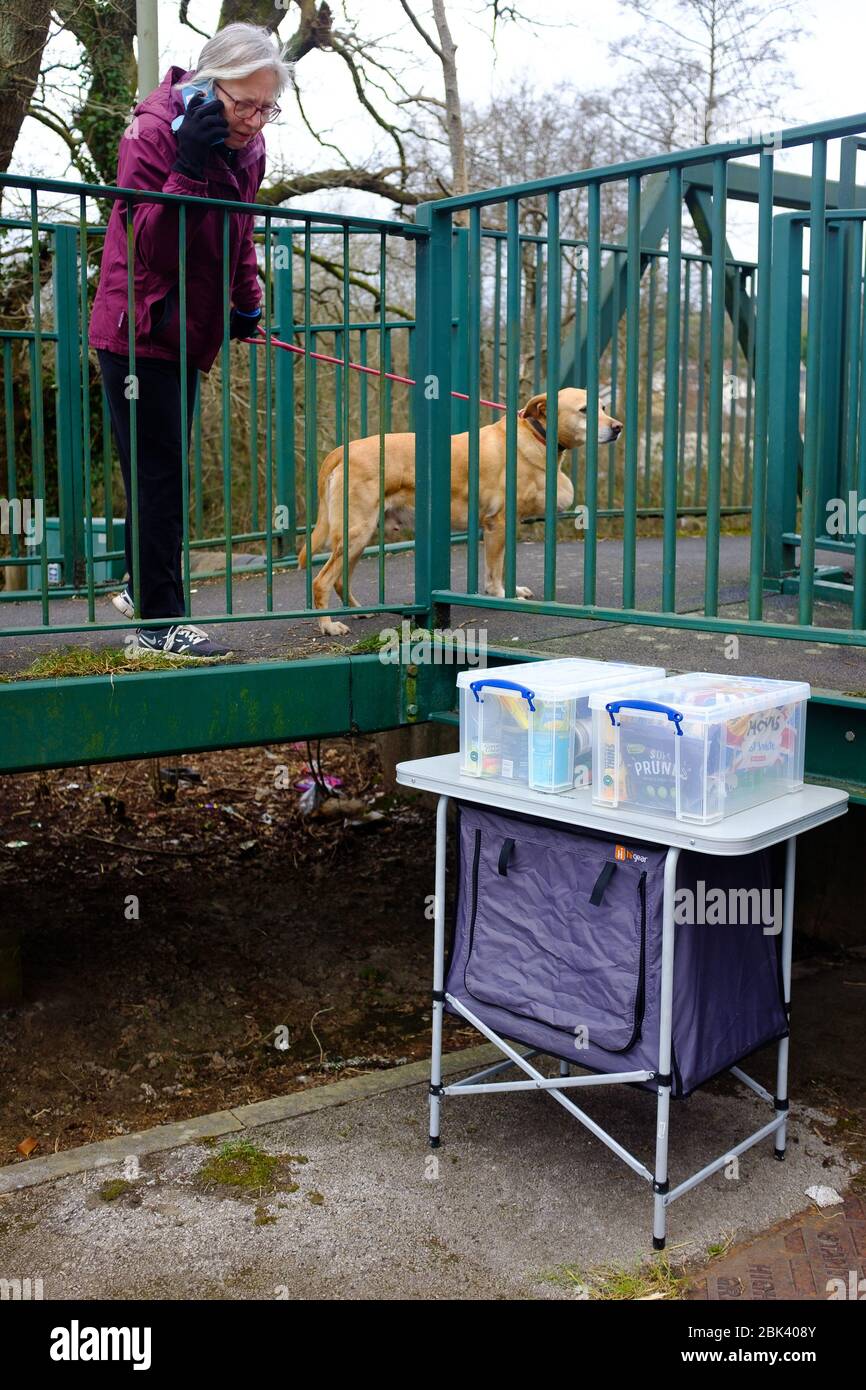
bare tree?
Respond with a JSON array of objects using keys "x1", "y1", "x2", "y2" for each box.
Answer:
[
  {"x1": 598, "y1": 0, "x2": 803, "y2": 153},
  {"x1": 47, "y1": 0, "x2": 137, "y2": 186}
]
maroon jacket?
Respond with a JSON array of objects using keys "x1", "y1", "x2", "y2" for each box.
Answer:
[{"x1": 89, "y1": 66, "x2": 265, "y2": 373}]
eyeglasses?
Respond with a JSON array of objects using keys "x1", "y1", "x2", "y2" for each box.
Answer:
[{"x1": 213, "y1": 81, "x2": 281, "y2": 125}]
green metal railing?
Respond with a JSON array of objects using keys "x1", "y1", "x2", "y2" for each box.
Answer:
[
  {"x1": 0, "y1": 179, "x2": 425, "y2": 635},
  {"x1": 0, "y1": 195, "x2": 757, "y2": 637},
  {"x1": 765, "y1": 188, "x2": 866, "y2": 626},
  {"x1": 3, "y1": 113, "x2": 866, "y2": 652},
  {"x1": 413, "y1": 113, "x2": 866, "y2": 646},
  {"x1": 453, "y1": 225, "x2": 757, "y2": 533}
]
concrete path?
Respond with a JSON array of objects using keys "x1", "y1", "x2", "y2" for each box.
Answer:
[{"x1": 0, "y1": 1046, "x2": 854, "y2": 1300}]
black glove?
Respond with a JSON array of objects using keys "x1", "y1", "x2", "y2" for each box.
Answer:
[
  {"x1": 229, "y1": 306, "x2": 262, "y2": 340},
  {"x1": 172, "y1": 93, "x2": 229, "y2": 181}
]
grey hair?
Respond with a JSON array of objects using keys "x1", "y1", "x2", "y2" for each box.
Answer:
[{"x1": 188, "y1": 22, "x2": 294, "y2": 94}]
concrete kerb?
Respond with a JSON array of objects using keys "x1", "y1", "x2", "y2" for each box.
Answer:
[{"x1": 0, "y1": 1044, "x2": 501, "y2": 1196}]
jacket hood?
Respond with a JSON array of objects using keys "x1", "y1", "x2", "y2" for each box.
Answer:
[
  {"x1": 133, "y1": 66, "x2": 191, "y2": 123},
  {"x1": 134, "y1": 65, "x2": 266, "y2": 171}
]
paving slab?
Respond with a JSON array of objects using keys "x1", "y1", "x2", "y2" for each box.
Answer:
[{"x1": 685, "y1": 1191, "x2": 866, "y2": 1301}]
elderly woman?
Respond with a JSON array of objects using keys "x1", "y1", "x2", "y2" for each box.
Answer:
[{"x1": 89, "y1": 23, "x2": 291, "y2": 658}]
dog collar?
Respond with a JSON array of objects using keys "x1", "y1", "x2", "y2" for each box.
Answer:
[{"x1": 518, "y1": 409, "x2": 548, "y2": 445}]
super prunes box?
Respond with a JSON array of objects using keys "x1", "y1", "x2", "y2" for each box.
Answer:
[
  {"x1": 457, "y1": 658, "x2": 665, "y2": 794},
  {"x1": 589, "y1": 672, "x2": 810, "y2": 824}
]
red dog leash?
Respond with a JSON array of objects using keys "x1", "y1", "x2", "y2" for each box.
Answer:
[{"x1": 242, "y1": 326, "x2": 514, "y2": 415}]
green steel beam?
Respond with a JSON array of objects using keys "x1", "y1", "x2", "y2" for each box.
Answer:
[
  {"x1": 418, "y1": 113, "x2": 866, "y2": 215},
  {"x1": 685, "y1": 159, "x2": 865, "y2": 211},
  {"x1": 0, "y1": 655, "x2": 405, "y2": 774},
  {"x1": 5, "y1": 644, "x2": 865, "y2": 803},
  {"x1": 562, "y1": 172, "x2": 766, "y2": 398},
  {"x1": 765, "y1": 214, "x2": 805, "y2": 585},
  {"x1": 685, "y1": 186, "x2": 757, "y2": 363},
  {"x1": 805, "y1": 693, "x2": 866, "y2": 803},
  {"x1": 559, "y1": 171, "x2": 671, "y2": 387}
]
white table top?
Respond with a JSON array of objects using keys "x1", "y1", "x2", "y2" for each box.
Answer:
[{"x1": 396, "y1": 753, "x2": 848, "y2": 855}]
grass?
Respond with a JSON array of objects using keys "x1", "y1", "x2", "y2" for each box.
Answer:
[
  {"x1": 98, "y1": 1178, "x2": 133, "y2": 1202},
  {"x1": 538, "y1": 1253, "x2": 685, "y2": 1300},
  {"x1": 196, "y1": 1139, "x2": 308, "y2": 1197},
  {"x1": 706, "y1": 1232, "x2": 736, "y2": 1260},
  {"x1": 197, "y1": 1139, "x2": 281, "y2": 1190},
  {"x1": 344, "y1": 631, "x2": 388, "y2": 655},
  {"x1": 0, "y1": 645, "x2": 227, "y2": 682}
]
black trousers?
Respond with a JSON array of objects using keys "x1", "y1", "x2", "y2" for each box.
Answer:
[{"x1": 97, "y1": 349, "x2": 198, "y2": 621}]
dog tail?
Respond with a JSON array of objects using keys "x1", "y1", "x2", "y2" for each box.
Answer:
[{"x1": 297, "y1": 450, "x2": 338, "y2": 569}]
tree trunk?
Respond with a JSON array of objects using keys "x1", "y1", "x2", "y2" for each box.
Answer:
[
  {"x1": 0, "y1": 0, "x2": 53, "y2": 174},
  {"x1": 431, "y1": 0, "x2": 469, "y2": 226}
]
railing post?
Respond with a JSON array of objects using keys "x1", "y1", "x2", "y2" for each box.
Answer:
[
  {"x1": 53, "y1": 226, "x2": 85, "y2": 587},
  {"x1": 818, "y1": 223, "x2": 844, "y2": 519},
  {"x1": 800, "y1": 139, "x2": 829, "y2": 625},
  {"x1": 661, "y1": 169, "x2": 682, "y2": 614},
  {"x1": 414, "y1": 203, "x2": 453, "y2": 627},
  {"x1": 274, "y1": 226, "x2": 296, "y2": 558},
  {"x1": 748, "y1": 149, "x2": 774, "y2": 618},
  {"x1": 765, "y1": 214, "x2": 803, "y2": 586},
  {"x1": 837, "y1": 137, "x2": 862, "y2": 499},
  {"x1": 451, "y1": 225, "x2": 469, "y2": 433}
]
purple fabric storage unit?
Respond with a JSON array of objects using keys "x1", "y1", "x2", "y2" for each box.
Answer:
[{"x1": 445, "y1": 803, "x2": 788, "y2": 1097}]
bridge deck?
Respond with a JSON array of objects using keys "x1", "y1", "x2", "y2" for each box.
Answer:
[{"x1": 2, "y1": 536, "x2": 864, "y2": 693}]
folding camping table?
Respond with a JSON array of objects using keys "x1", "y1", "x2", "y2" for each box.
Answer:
[{"x1": 396, "y1": 752, "x2": 848, "y2": 1249}]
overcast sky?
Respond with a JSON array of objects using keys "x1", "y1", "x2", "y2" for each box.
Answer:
[
  {"x1": 148, "y1": 0, "x2": 861, "y2": 146},
  {"x1": 10, "y1": 0, "x2": 866, "y2": 251}
]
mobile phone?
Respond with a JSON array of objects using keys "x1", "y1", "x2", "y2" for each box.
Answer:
[{"x1": 171, "y1": 80, "x2": 226, "y2": 144}]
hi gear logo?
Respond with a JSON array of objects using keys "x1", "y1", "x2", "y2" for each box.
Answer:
[{"x1": 614, "y1": 844, "x2": 647, "y2": 863}]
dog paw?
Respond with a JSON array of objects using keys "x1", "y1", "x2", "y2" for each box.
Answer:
[
  {"x1": 484, "y1": 584, "x2": 506, "y2": 598},
  {"x1": 515, "y1": 585, "x2": 534, "y2": 599},
  {"x1": 320, "y1": 619, "x2": 350, "y2": 637}
]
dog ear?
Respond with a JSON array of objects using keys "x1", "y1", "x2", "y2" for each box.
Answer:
[{"x1": 522, "y1": 393, "x2": 547, "y2": 419}]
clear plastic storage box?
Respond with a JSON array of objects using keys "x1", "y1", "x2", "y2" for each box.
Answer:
[
  {"x1": 589, "y1": 671, "x2": 810, "y2": 823},
  {"x1": 457, "y1": 659, "x2": 666, "y2": 794}
]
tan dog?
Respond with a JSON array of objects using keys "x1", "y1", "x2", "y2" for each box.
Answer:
[{"x1": 298, "y1": 388, "x2": 623, "y2": 635}]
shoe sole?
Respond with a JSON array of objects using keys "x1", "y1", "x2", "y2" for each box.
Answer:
[
  {"x1": 129, "y1": 644, "x2": 234, "y2": 662},
  {"x1": 111, "y1": 594, "x2": 135, "y2": 619}
]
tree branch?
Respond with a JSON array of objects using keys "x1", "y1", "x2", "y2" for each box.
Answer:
[
  {"x1": 398, "y1": 0, "x2": 444, "y2": 60},
  {"x1": 258, "y1": 165, "x2": 423, "y2": 207}
]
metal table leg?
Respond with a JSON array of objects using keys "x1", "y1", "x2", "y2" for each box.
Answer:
[
  {"x1": 653, "y1": 846, "x2": 681, "y2": 1250},
  {"x1": 774, "y1": 835, "x2": 796, "y2": 1160},
  {"x1": 429, "y1": 794, "x2": 449, "y2": 1149}
]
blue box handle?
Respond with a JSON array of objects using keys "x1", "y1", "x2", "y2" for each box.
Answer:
[
  {"x1": 470, "y1": 677, "x2": 536, "y2": 712},
  {"x1": 606, "y1": 698, "x2": 684, "y2": 734}
]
